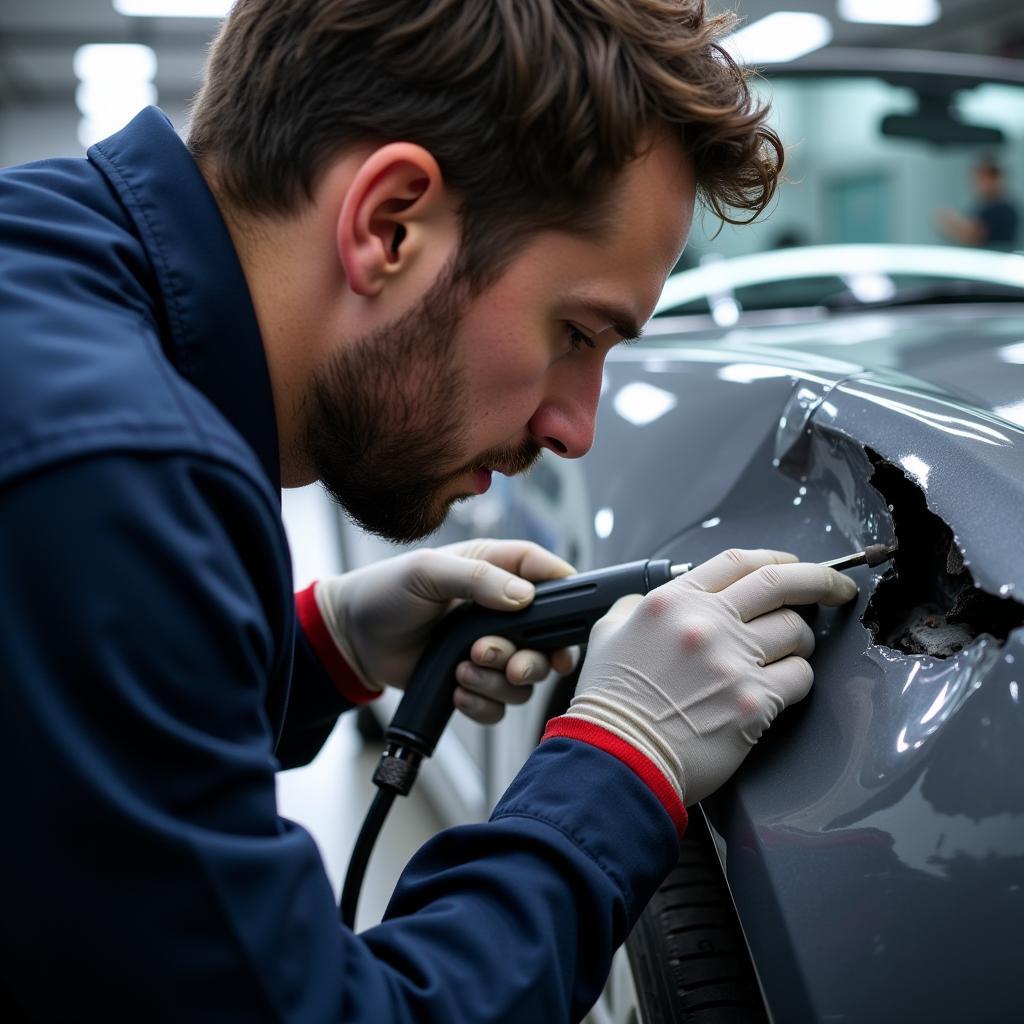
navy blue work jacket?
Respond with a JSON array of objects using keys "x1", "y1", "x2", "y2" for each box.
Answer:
[{"x1": 0, "y1": 108, "x2": 679, "y2": 1022}]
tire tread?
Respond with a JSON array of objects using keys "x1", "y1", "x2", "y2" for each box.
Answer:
[{"x1": 625, "y1": 811, "x2": 768, "y2": 1024}]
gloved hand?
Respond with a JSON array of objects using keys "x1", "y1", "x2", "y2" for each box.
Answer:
[
  {"x1": 313, "y1": 540, "x2": 577, "y2": 724},
  {"x1": 558, "y1": 548, "x2": 858, "y2": 806}
]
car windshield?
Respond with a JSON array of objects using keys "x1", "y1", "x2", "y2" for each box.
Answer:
[{"x1": 659, "y1": 60, "x2": 1024, "y2": 319}]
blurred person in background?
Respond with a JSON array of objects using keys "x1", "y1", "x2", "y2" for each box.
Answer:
[{"x1": 937, "y1": 155, "x2": 1020, "y2": 250}]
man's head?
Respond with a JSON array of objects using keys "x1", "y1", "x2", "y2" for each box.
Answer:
[
  {"x1": 973, "y1": 157, "x2": 1005, "y2": 202},
  {"x1": 189, "y1": 0, "x2": 783, "y2": 542}
]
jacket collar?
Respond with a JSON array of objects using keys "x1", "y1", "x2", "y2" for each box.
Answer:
[{"x1": 89, "y1": 106, "x2": 281, "y2": 492}]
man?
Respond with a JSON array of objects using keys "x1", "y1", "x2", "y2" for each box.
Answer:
[
  {"x1": 0, "y1": 1, "x2": 856, "y2": 1020},
  {"x1": 937, "y1": 156, "x2": 1020, "y2": 250}
]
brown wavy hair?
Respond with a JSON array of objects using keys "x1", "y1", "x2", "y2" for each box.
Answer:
[{"x1": 189, "y1": 0, "x2": 783, "y2": 289}]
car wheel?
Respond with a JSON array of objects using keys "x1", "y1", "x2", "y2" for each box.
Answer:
[{"x1": 625, "y1": 810, "x2": 768, "y2": 1024}]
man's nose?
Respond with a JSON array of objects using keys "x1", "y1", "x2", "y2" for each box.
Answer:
[{"x1": 527, "y1": 366, "x2": 603, "y2": 458}]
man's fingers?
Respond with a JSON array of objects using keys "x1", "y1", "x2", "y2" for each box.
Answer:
[
  {"x1": 681, "y1": 548, "x2": 799, "y2": 594},
  {"x1": 456, "y1": 661, "x2": 534, "y2": 705},
  {"x1": 721, "y1": 562, "x2": 857, "y2": 623},
  {"x1": 744, "y1": 608, "x2": 816, "y2": 665},
  {"x1": 453, "y1": 686, "x2": 507, "y2": 725},
  {"x1": 458, "y1": 659, "x2": 532, "y2": 700},
  {"x1": 471, "y1": 636, "x2": 574, "y2": 681},
  {"x1": 409, "y1": 551, "x2": 539, "y2": 609},
  {"x1": 505, "y1": 649, "x2": 550, "y2": 684},
  {"x1": 438, "y1": 539, "x2": 576, "y2": 583},
  {"x1": 759, "y1": 655, "x2": 814, "y2": 708},
  {"x1": 470, "y1": 636, "x2": 516, "y2": 671}
]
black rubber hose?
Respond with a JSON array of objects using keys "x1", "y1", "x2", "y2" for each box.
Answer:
[{"x1": 340, "y1": 787, "x2": 397, "y2": 929}]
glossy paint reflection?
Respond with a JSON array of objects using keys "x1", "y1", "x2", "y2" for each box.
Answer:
[
  {"x1": 773, "y1": 377, "x2": 843, "y2": 467},
  {"x1": 866, "y1": 637, "x2": 1000, "y2": 773}
]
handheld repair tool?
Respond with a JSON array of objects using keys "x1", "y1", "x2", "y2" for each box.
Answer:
[
  {"x1": 340, "y1": 558, "x2": 691, "y2": 925},
  {"x1": 340, "y1": 543, "x2": 897, "y2": 926},
  {"x1": 820, "y1": 543, "x2": 897, "y2": 572}
]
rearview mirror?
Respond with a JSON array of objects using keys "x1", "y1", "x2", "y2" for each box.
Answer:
[{"x1": 880, "y1": 83, "x2": 1006, "y2": 150}]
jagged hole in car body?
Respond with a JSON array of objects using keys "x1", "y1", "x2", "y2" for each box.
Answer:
[{"x1": 861, "y1": 450, "x2": 1024, "y2": 657}]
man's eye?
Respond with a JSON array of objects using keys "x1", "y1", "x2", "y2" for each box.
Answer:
[{"x1": 567, "y1": 324, "x2": 596, "y2": 352}]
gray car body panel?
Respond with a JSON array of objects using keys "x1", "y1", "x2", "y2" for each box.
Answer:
[{"x1": 566, "y1": 306, "x2": 1024, "y2": 1021}]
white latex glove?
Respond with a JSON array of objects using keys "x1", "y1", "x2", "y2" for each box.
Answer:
[
  {"x1": 314, "y1": 540, "x2": 577, "y2": 724},
  {"x1": 563, "y1": 549, "x2": 858, "y2": 805}
]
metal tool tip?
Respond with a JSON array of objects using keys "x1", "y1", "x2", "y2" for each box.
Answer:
[{"x1": 864, "y1": 542, "x2": 898, "y2": 567}]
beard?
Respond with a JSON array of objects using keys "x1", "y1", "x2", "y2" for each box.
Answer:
[{"x1": 304, "y1": 261, "x2": 541, "y2": 543}]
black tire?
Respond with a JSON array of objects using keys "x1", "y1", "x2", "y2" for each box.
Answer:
[{"x1": 626, "y1": 810, "x2": 768, "y2": 1024}]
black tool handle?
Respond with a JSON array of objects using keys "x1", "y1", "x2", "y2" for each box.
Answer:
[{"x1": 385, "y1": 558, "x2": 675, "y2": 757}]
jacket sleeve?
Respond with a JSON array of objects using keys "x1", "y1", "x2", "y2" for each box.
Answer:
[
  {"x1": 274, "y1": 583, "x2": 381, "y2": 770},
  {"x1": 275, "y1": 605, "x2": 361, "y2": 769},
  {"x1": 0, "y1": 452, "x2": 680, "y2": 1023}
]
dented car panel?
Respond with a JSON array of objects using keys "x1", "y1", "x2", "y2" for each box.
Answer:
[{"x1": 585, "y1": 308, "x2": 1024, "y2": 1021}]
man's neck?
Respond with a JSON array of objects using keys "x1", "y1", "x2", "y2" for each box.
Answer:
[{"x1": 198, "y1": 164, "x2": 325, "y2": 488}]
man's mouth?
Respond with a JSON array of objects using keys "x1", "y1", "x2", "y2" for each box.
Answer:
[
  {"x1": 455, "y1": 441, "x2": 542, "y2": 494},
  {"x1": 487, "y1": 443, "x2": 543, "y2": 479}
]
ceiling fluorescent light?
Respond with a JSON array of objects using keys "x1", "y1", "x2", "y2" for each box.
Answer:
[
  {"x1": 114, "y1": 0, "x2": 232, "y2": 16},
  {"x1": 838, "y1": 0, "x2": 940, "y2": 26},
  {"x1": 722, "y1": 12, "x2": 833, "y2": 64},
  {"x1": 73, "y1": 43, "x2": 157, "y2": 83},
  {"x1": 74, "y1": 43, "x2": 157, "y2": 149}
]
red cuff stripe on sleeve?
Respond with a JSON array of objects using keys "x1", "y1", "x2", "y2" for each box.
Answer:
[
  {"x1": 295, "y1": 583, "x2": 381, "y2": 706},
  {"x1": 542, "y1": 716, "x2": 687, "y2": 836}
]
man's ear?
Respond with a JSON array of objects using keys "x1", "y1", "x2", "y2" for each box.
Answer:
[{"x1": 336, "y1": 143, "x2": 449, "y2": 298}]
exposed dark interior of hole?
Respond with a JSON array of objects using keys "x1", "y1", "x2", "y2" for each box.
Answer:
[{"x1": 861, "y1": 449, "x2": 1024, "y2": 657}]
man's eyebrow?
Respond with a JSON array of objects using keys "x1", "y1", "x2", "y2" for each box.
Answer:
[{"x1": 583, "y1": 302, "x2": 644, "y2": 342}]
